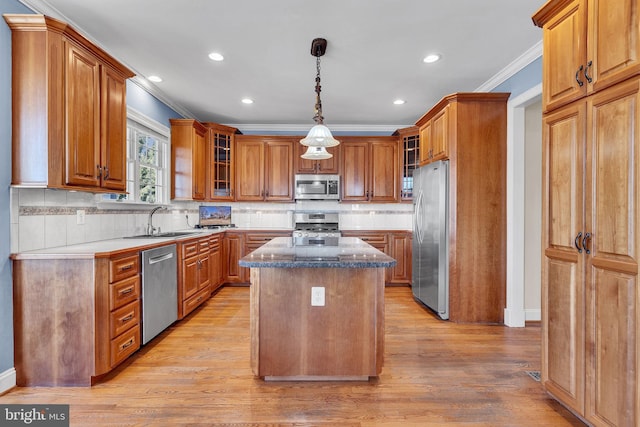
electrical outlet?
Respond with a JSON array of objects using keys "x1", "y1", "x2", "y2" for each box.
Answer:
[
  {"x1": 76, "y1": 209, "x2": 86, "y2": 225},
  {"x1": 311, "y1": 287, "x2": 325, "y2": 306}
]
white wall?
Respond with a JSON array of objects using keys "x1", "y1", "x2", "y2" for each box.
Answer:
[{"x1": 524, "y1": 101, "x2": 542, "y2": 318}]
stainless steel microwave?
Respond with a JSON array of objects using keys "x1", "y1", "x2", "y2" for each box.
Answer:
[{"x1": 294, "y1": 174, "x2": 340, "y2": 200}]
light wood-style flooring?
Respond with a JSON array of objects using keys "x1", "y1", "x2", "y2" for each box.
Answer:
[{"x1": 1, "y1": 286, "x2": 585, "y2": 426}]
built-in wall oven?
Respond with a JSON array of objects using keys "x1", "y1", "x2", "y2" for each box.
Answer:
[{"x1": 292, "y1": 212, "x2": 341, "y2": 246}]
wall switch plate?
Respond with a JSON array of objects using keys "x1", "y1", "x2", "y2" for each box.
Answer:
[
  {"x1": 311, "y1": 287, "x2": 325, "y2": 306},
  {"x1": 76, "y1": 209, "x2": 86, "y2": 225}
]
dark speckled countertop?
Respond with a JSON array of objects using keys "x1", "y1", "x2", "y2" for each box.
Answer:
[{"x1": 238, "y1": 237, "x2": 396, "y2": 268}]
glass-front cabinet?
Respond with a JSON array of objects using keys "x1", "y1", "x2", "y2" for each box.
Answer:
[
  {"x1": 395, "y1": 126, "x2": 420, "y2": 201},
  {"x1": 203, "y1": 123, "x2": 240, "y2": 201}
]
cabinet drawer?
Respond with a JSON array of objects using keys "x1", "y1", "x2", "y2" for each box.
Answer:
[
  {"x1": 198, "y1": 239, "x2": 210, "y2": 252},
  {"x1": 182, "y1": 241, "x2": 199, "y2": 258},
  {"x1": 109, "y1": 254, "x2": 139, "y2": 283},
  {"x1": 110, "y1": 324, "x2": 140, "y2": 367},
  {"x1": 109, "y1": 275, "x2": 140, "y2": 310},
  {"x1": 342, "y1": 232, "x2": 388, "y2": 245},
  {"x1": 110, "y1": 300, "x2": 140, "y2": 338},
  {"x1": 182, "y1": 286, "x2": 211, "y2": 318},
  {"x1": 245, "y1": 232, "x2": 289, "y2": 243},
  {"x1": 210, "y1": 235, "x2": 221, "y2": 251}
]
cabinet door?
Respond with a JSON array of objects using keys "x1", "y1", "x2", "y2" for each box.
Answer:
[
  {"x1": 235, "y1": 139, "x2": 265, "y2": 201},
  {"x1": 585, "y1": 79, "x2": 639, "y2": 426},
  {"x1": 369, "y1": 140, "x2": 399, "y2": 202},
  {"x1": 223, "y1": 233, "x2": 244, "y2": 283},
  {"x1": 419, "y1": 121, "x2": 432, "y2": 165},
  {"x1": 588, "y1": 0, "x2": 640, "y2": 94},
  {"x1": 65, "y1": 41, "x2": 101, "y2": 187},
  {"x1": 341, "y1": 141, "x2": 369, "y2": 201},
  {"x1": 540, "y1": 0, "x2": 587, "y2": 112},
  {"x1": 265, "y1": 140, "x2": 294, "y2": 201},
  {"x1": 208, "y1": 128, "x2": 235, "y2": 201},
  {"x1": 100, "y1": 66, "x2": 127, "y2": 191},
  {"x1": 182, "y1": 255, "x2": 199, "y2": 300},
  {"x1": 430, "y1": 106, "x2": 449, "y2": 161},
  {"x1": 193, "y1": 128, "x2": 206, "y2": 200},
  {"x1": 198, "y1": 252, "x2": 210, "y2": 291},
  {"x1": 541, "y1": 100, "x2": 586, "y2": 415},
  {"x1": 389, "y1": 233, "x2": 412, "y2": 284}
]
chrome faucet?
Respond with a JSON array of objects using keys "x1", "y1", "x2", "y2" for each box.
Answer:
[{"x1": 147, "y1": 206, "x2": 165, "y2": 236}]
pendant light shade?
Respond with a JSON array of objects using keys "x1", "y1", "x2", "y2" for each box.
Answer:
[
  {"x1": 299, "y1": 124, "x2": 340, "y2": 147},
  {"x1": 301, "y1": 145, "x2": 333, "y2": 160}
]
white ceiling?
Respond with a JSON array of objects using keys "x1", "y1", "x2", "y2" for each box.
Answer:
[{"x1": 21, "y1": 0, "x2": 545, "y2": 131}]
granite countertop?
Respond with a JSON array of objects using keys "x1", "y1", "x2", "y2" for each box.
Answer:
[{"x1": 239, "y1": 237, "x2": 397, "y2": 268}]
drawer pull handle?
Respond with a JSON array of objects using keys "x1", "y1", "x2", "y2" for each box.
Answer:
[
  {"x1": 119, "y1": 288, "x2": 134, "y2": 295},
  {"x1": 121, "y1": 339, "x2": 134, "y2": 350},
  {"x1": 121, "y1": 314, "x2": 134, "y2": 322},
  {"x1": 120, "y1": 264, "x2": 133, "y2": 271}
]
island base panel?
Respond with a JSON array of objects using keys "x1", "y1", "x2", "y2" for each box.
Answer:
[{"x1": 250, "y1": 267, "x2": 384, "y2": 379}]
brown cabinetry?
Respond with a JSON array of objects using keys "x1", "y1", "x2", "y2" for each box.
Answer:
[
  {"x1": 340, "y1": 137, "x2": 400, "y2": 202},
  {"x1": 177, "y1": 236, "x2": 211, "y2": 319},
  {"x1": 12, "y1": 250, "x2": 141, "y2": 386},
  {"x1": 341, "y1": 230, "x2": 412, "y2": 284},
  {"x1": 223, "y1": 231, "x2": 291, "y2": 283},
  {"x1": 394, "y1": 126, "x2": 420, "y2": 201},
  {"x1": 203, "y1": 122, "x2": 240, "y2": 201},
  {"x1": 209, "y1": 234, "x2": 223, "y2": 292},
  {"x1": 235, "y1": 136, "x2": 295, "y2": 202},
  {"x1": 535, "y1": 2, "x2": 640, "y2": 425},
  {"x1": 170, "y1": 119, "x2": 207, "y2": 200},
  {"x1": 4, "y1": 14, "x2": 134, "y2": 192},
  {"x1": 416, "y1": 92, "x2": 509, "y2": 323},
  {"x1": 295, "y1": 141, "x2": 340, "y2": 174},
  {"x1": 533, "y1": 0, "x2": 640, "y2": 113}
]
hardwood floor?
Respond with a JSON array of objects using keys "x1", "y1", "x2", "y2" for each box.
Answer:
[{"x1": 1, "y1": 286, "x2": 585, "y2": 426}]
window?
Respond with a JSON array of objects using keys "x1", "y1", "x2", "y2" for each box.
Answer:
[{"x1": 116, "y1": 109, "x2": 170, "y2": 204}]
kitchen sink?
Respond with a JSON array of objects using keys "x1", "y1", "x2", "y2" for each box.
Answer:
[{"x1": 124, "y1": 231, "x2": 200, "y2": 239}]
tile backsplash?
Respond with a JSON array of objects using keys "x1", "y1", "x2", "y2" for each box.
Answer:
[{"x1": 10, "y1": 188, "x2": 413, "y2": 253}]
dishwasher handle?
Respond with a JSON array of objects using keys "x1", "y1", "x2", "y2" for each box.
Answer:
[{"x1": 148, "y1": 252, "x2": 174, "y2": 265}]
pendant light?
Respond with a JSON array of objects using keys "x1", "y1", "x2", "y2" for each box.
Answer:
[{"x1": 299, "y1": 38, "x2": 339, "y2": 159}]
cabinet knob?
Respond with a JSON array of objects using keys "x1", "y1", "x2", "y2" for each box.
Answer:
[
  {"x1": 104, "y1": 166, "x2": 110, "y2": 180},
  {"x1": 575, "y1": 65, "x2": 585, "y2": 87},
  {"x1": 574, "y1": 232, "x2": 583, "y2": 253},
  {"x1": 584, "y1": 60, "x2": 593, "y2": 83},
  {"x1": 582, "y1": 232, "x2": 592, "y2": 255},
  {"x1": 96, "y1": 165, "x2": 102, "y2": 179}
]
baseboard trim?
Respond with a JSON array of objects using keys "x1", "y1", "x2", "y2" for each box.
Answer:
[
  {"x1": 525, "y1": 309, "x2": 541, "y2": 322},
  {"x1": 0, "y1": 367, "x2": 16, "y2": 395},
  {"x1": 503, "y1": 308, "x2": 526, "y2": 327}
]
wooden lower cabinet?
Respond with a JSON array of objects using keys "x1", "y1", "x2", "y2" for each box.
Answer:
[
  {"x1": 341, "y1": 230, "x2": 412, "y2": 284},
  {"x1": 177, "y1": 236, "x2": 211, "y2": 319},
  {"x1": 223, "y1": 230, "x2": 292, "y2": 283},
  {"x1": 11, "y1": 250, "x2": 141, "y2": 386},
  {"x1": 210, "y1": 234, "x2": 223, "y2": 292}
]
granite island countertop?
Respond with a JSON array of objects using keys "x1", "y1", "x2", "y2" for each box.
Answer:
[{"x1": 239, "y1": 237, "x2": 396, "y2": 268}]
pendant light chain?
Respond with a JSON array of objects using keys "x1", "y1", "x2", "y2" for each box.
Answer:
[{"x1": 314, "y1": 54, "x2": 324, "y2": 125}]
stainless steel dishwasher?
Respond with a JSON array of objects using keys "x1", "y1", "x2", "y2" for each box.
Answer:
[{"x1": 141, "y1": 244, "x2": 178, "y2": 345}]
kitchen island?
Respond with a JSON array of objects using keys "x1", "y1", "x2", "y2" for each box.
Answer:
[{"x1": 239, "y1": 237, "x2": 396, "y2": 381}]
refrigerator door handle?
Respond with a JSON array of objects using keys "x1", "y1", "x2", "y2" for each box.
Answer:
[{"x1": 415, "y1": 192, "x2": 423, "y2": 243}]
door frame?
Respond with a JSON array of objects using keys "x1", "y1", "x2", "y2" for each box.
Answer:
[{"x1": 504, "y1": 83, "x2": 542, "y2": 327}]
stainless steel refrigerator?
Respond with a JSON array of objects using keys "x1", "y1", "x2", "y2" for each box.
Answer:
[{"x1": 412, "y1": 160, "x2": 449, "y2": 320}]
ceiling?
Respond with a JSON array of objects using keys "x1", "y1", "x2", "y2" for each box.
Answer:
[{"x1": 21, "y1": 0, "x2": 545, "y2": 131}]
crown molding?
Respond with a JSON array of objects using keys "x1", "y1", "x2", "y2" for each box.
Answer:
[
  {"x1": 227, "y1": 123, "x2": 409, "y2": 134},
  {"x1": 475, "y1": 40, "x2": 542, "y2": 92}
]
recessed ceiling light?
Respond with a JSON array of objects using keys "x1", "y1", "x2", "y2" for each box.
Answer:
[
  {"x1": 241, "y1": 98, "x2": 254, "y2": 104},
  {"x1": 393, "y1": 99, "x2": 406, "y2": 105},
  {"x1": 208, "y1": 52, "x2": 224, "y2": 61},
  {"x1": 423, "y1": 54, "x2": 441, "y2": 64},
  {"x1": 148, "y1": 75, "x2": 162, "y2": 82}
]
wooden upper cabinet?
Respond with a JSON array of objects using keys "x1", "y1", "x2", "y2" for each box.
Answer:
[
  {"x1": 235, "y1": 136, "x2": 294, "y2": 202},
  {"x1": 340, "y1": 137, "x2": 400, "y2": 203},
  {"x1": 394, "y1": 126, "x2": 420, "y2": 201},
  {"x1": 203, "y1": 123, "x2": 239, "y2": 201},
  {"x1": 295, "y1": 141, "x2": 340, "y2": 174},
  {"x1": 416, "y1": 100, "x2": 451, "y2": 166},
  {"x1": 4, "y1": 14, "x2": 134, "y2": 192},
  {"x1": 533, "y1": 0, "x2": 640, "y2": 112},
  {"x1": 170, "y1": 119, "x2": 207, "y2": 200}
]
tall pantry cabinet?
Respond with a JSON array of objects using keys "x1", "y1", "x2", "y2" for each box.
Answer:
[{"x1": 533, "y1": 1, "x2": 640, "y2": 426}]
